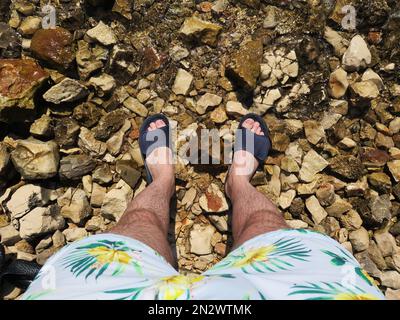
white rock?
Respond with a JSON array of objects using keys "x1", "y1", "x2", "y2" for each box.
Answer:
[
  {"x1": 57, "y1": 188, "x2": 92, "y2": 224},
  {"x1": 208, "y1": 215, "x2": 228, "y2": 232},
  {"x1": 181, "y1": 187, "x2": 197, "y2": 209},
  {"x1": 263, "y1": 88, "x2": 281, "y2": 106},
  {"x1": 172, "y1": 68, "x2": 193, "y2": 95},
  {"x1": 389, "y1": 118, "x2": 400, "y2": 135},
  {"x1": 349, "y1": 227, "x2": 370, "y2": 252},
  {"x1": 123, "y1": 97, "x2": 148, "y2": 117},
  {"x1": 89, "y1": 74, "x2": 116, "y2": 96},
  {"x1": 63, "y1": 228, "x2": 88, "y2": 242},
  {"x1": 328, "y1": 68, "x2": 348, "y2": 98},
  {"x1": 380, "y1": 271, "x2": 400, "y2": 289},
  {"x1": 78, "y1": 127, "x2": 107, "y2": 157},
  {"x1": 11, "y1": 139, "x2": 60, "y2": 180},
  {"x1": 324, "y1": 26, "x2": 349, "y2": 56},
  {"x1": 169, "y1": 45, "x2": 189, "y2": 62},
  {"x1": 86, "y1": 21, "x2": 117, "y2": 46},
  {"x1": 190, "y1": 224, "x2": 215, "y2": 255},
  {"x1": 43, "y1": 78, "x2": 89, "y2": 104},
  {"x1": 342, "y1": 35, "x2": 371, "y2": 71},
  {"x1": 226, "y1": 101, "x2": 249, "y2": 116},
  {"x1": 19, "y1": 206, "x2": 65, "y2": 239},
  {"x1": 304, "y1": 120, "x2": 326, "y2": 145},
  {"x1": 279, "y1": 189, "x2": 296, "y2": 210},
  {"x1": 299, "y1": 149, "x2": 329, "y2": 182},
  {"x1": 305, "y1": 196, "x2": 328, "y2": 225},
  {"x1": 101, "y1": 180, "x2": 133, "y2": 221},
  {"x1": 374, "y1": 232, "x2": 397, "y2": 257},
  {"x1": 351, "y1": 80, "x2": 380, "y2": 99},
  {"x1": 286, "y1": 219, "x2": 308, "y2": 229},
  {"x1": 362, "y1": 68, "x2": 384, "y2": 90},
  {"x1": 196, "y1": 93, "x2": 222, "y2": 115},
  {"x1": 6, "y1": 184, "x2": 55, "y2": 219},
  {"x1": 0, "y1": 224, "x2": 21, "y2": 245},
  {"x1": 388, "y1": 160, "x2": 400, "y2": 182}
]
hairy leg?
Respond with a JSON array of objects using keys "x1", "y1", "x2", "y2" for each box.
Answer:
[
  {"x1": 226, "y1": 119, "x2": 288, "y2": 249},
  {"x1": 109, "y1": 120, "x2": 176, "y2": 266}
]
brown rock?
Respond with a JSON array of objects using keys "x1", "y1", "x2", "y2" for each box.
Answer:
[
  {"x1": 226, "y1": 39, "x2": 263, "y2": 92},
  {"x1": 329, "y1": 155, "x2": 364, "y2": 181},
  {"x1": 0, "y1": 59, "x2": 48, "y2": 122},
  {"x1": 30, "y1": 28, "x2": 75, "y2": 70}
]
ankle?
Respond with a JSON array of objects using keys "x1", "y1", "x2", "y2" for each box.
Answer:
[{"x1": 225, "y1": 173, "x2": 250, "y2": 199}]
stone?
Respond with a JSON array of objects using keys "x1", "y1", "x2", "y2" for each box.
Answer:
[
  {"x1": 63, "y1": 227, "x2": 88, "y2": 242},
  {"x1": 115, "y1": 160, "x2": 141, "y2": 189},
  {"x1": 18, "y1": 16, "x2": 41, "y2": 36},
  {"x1": 92, "y1": 109, "x2": 126, "y2": 142},
  {"x1": 19, "y1": 205, "x2": 65, "y2": 239},
  {"x1": 270, "y1": 133, "x2": 290, "y2": 152},
  {"x1": 172, "y1": 69, "x2": 193, "y2": 96},
  {"x1": 199, "y1": 183, "x2": 229, "y2": 213},
  {"x1": 0, "y1": 143, "x2": 10, "y2": 176},
  {"x1": 299, "y1": 149, "x2": 329, "y2": 183},
  {"x1": 59, "y1": 154, "x2": 96, "y2": 180},
  {"x1": 101, "y1": 180, "x2": 133, "y2": 221},
  {"x1": 279, "y1": 189, "x2": 296, "y2": 210},
  {"x1": 30, "y1": 27, "x2": 74, "y2": 69},
  {"x1": 342, "y1": 35, "x2": 371, "y2": 71},
  {"x1": 190, "y1": 224, "x2": 215, "y2": 255},
  {"x1": 350, "y1": 80, "x2": 380, "y2": 99},
  {"x1": 365, "y1": 194, "x2": 392, "y2": 228},
  {"x1": 354, "y1": 251, "x2": 382, "y2": 279},
  {"x1": 11, "y1": 139, "x2": 59, "y2": 180},
  {"x1": 169, "y1": 45, "x2": 189, "y2": 62},
  {"x1": 368, "y1": 172, "x2": 391, "y2": 193},
  {"x1": 0, "y1": 224, "x2": 21, "y2": 245},
  {"x1": 316, "y1": 183, "x2": 336, "y2": 207},
  {"x1": 380, "y1": 271, "x2": 400, "y2": 289},
  {"x1": 90, "y1": 183, "x2": 107, "y2": 208},
  {"x1": 349, "y1": 227, "x2": 370, "y2": 252},
  {"x1": 368, "y1": 240, "x2": 387, "y2": 270},
  {"x1": 75, "y1": 40, "x2": 106, "y2": 80},
  {"x1": 328, "y1": 68, "x2": 349, "y2": 98},
  {"x1": 30, "y1": 114, "x2": 53, "y2": 138},
  {"x1": 286, "y1": 219, "x2": 308, "y2": 229},
  {"x1": 304, "y1": 120, "x2": 326, "y2": 145},
  {"x1": 214, "y1": 242, "x2": 226, "y2": 256},
  {"x1": 324, "y1": 26, "x2": 349, "y2": 57},
  {"x1": 73, "y1": 101, "x2": 103, "y2": 128},
  {"x1": 329, "y1": 155, "x2": 364, "y2": 181},
  {"x1": 54, "y1": 118, "x2": 80, "y2": 148},
  {"x1": 141, "y1": 47, "x2": 168, "y2": 75},
  {"x1": 340, "y1": 210, "x2": 363, "y2": 231},
  {"x1": 179, "y1": 16, "x2": 222, "y2": 46},
  {"x1": 226, "y1": 39, "x2": 263, "y2": 92},
  {"x1": 374, "y1": 232, "x2": 397, "y2": 257},
  {"x1": 92, "y1": 164, "x2": 113, "y2": 185},
  {"x1": 0, "y1": 59, "x2": 48, "y2": 122},
  {"x1": 362, "y1": 69, "x2": 384, "y2": 90},
  {"x1": 112, "y1": 0, "x2": 132, "y2": 19},
  {"x1": 208, "y1": 215, "x2": 228, "y2": 233},
  {"x1": 123, "y1": 97, "x2": 148, "y2": 117},
  {"x1": 78, "y1": 127, "x2": 107, "y2": 157},
  {"x1": 305, "y1": 196, "x2": 328, "y2": 225},
  {"x1": 86, "y1": 21, "x2": 117, "y2": 46},
  {"x1": 52, "y1": 230, "x2": 65, "y2": 248},
  {"x1": 281, "y1": 156, "x2": 300, "y2": 173},
  {"x1": 225, "y1": 101, "x2": 248, "y2": 117},
  {"x1": 43, "y1": 78, "x2": 89, "y2": 104},
  {"x1": 210, "y1": 106, "x2": 228, "y2": 124},
  {"x1": 196, "y1": 93, "x2": 222, "y2": 115},
  {"x1": 57, "y1": 188, "x2": 92, "y2": 224},
  {"x1": 338, "y1": 137, "x2": 357, "y2": 149},
  {"x1": 386, "y1": 289, "x2": 400, "y2": 300},
  {"x1": 181, "y1": 187, "x2": 197, "y2": 209},
  {"x1": 6, "y1": 184, "x2": 54, "y2": 219},
  {"x1": 326, "y1": 196, "x2": 353, "y2": 218},
  {"x1": 388, "y1": 160, "x2": 400, "y2": 182},
  {"x1": 89, "y1": 74, "x2": 116, "y2": 97}
]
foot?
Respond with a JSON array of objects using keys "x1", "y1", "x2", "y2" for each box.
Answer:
[
  {"x1": 225, "y1": 118, "x2": 264, "y2": 199},
  {"x1": 145, "y1": 119, "x2": 175, "y2": 191}
]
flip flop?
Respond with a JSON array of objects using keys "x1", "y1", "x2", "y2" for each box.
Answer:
[
  {"x1": 233, "y1": 113, "x2": 272, "y2": 171},
  {"x1": 0, "y1": 243, "x2": 41, "y2": 290},
  {"x1": 139, "y1": 113, "x2": 171, "y2": 184}
]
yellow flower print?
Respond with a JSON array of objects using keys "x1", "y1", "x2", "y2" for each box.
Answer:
[{"x1": 157, "y1": 275, "x2": 205, "y2": 300}]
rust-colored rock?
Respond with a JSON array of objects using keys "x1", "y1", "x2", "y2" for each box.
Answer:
[
  {"x1": 30, "y1": 27, "x2": 75, "y2": 70},
  {"x1": 0, "y1": 59, "x2": 48, "y2": 122}
]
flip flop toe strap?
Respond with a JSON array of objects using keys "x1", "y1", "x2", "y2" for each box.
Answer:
[
  {"x1": 139, "y1": 125, "x2": 170, "y2": 158},
  {"x1": 234, "y1": 128, "x2": 271, "y2": 163}
]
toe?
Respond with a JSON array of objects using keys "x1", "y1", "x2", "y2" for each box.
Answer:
[
  {"x1": 149, "y1": 122, "x2": 157, "y2": 131},
  {"x1": 256, "y1": 127, "x2": 262, "y2": 135},
  {"x1": 242, "y1": 118, "x2": 254, "y2": 129},
  {"x1": 155, "y1": 119, "x2": 166, "y2": 128},
  {"x1": 251, "y1": 121, "x2": 260, "y2": 133}
]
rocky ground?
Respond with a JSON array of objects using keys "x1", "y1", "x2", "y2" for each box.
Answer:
[{"x1": 0, "y1": 0, "x2": 400, "y2": 300}]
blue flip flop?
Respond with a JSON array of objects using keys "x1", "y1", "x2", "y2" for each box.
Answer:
[
  {"x1": 139, "y1": 113, "x2": 171, "y2": 184},
  {"x1": 234, "y1": 113, "x2": 272, "y2": 168}
]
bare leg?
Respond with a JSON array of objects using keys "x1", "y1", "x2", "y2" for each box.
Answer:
[
  {"x1": 109, "y1": 119, "x2": 176, "y2": 266},
  {"x1": 226, "y1": 119, "x2": 289, "y2": 249}
]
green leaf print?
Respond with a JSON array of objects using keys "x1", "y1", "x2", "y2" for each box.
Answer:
[
  {"x1": 61, "y1": 239, "x2": 143, "y2": 280},
  {"x1": 211, "y1": 237, "x2": 311, "y2": 274}
]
